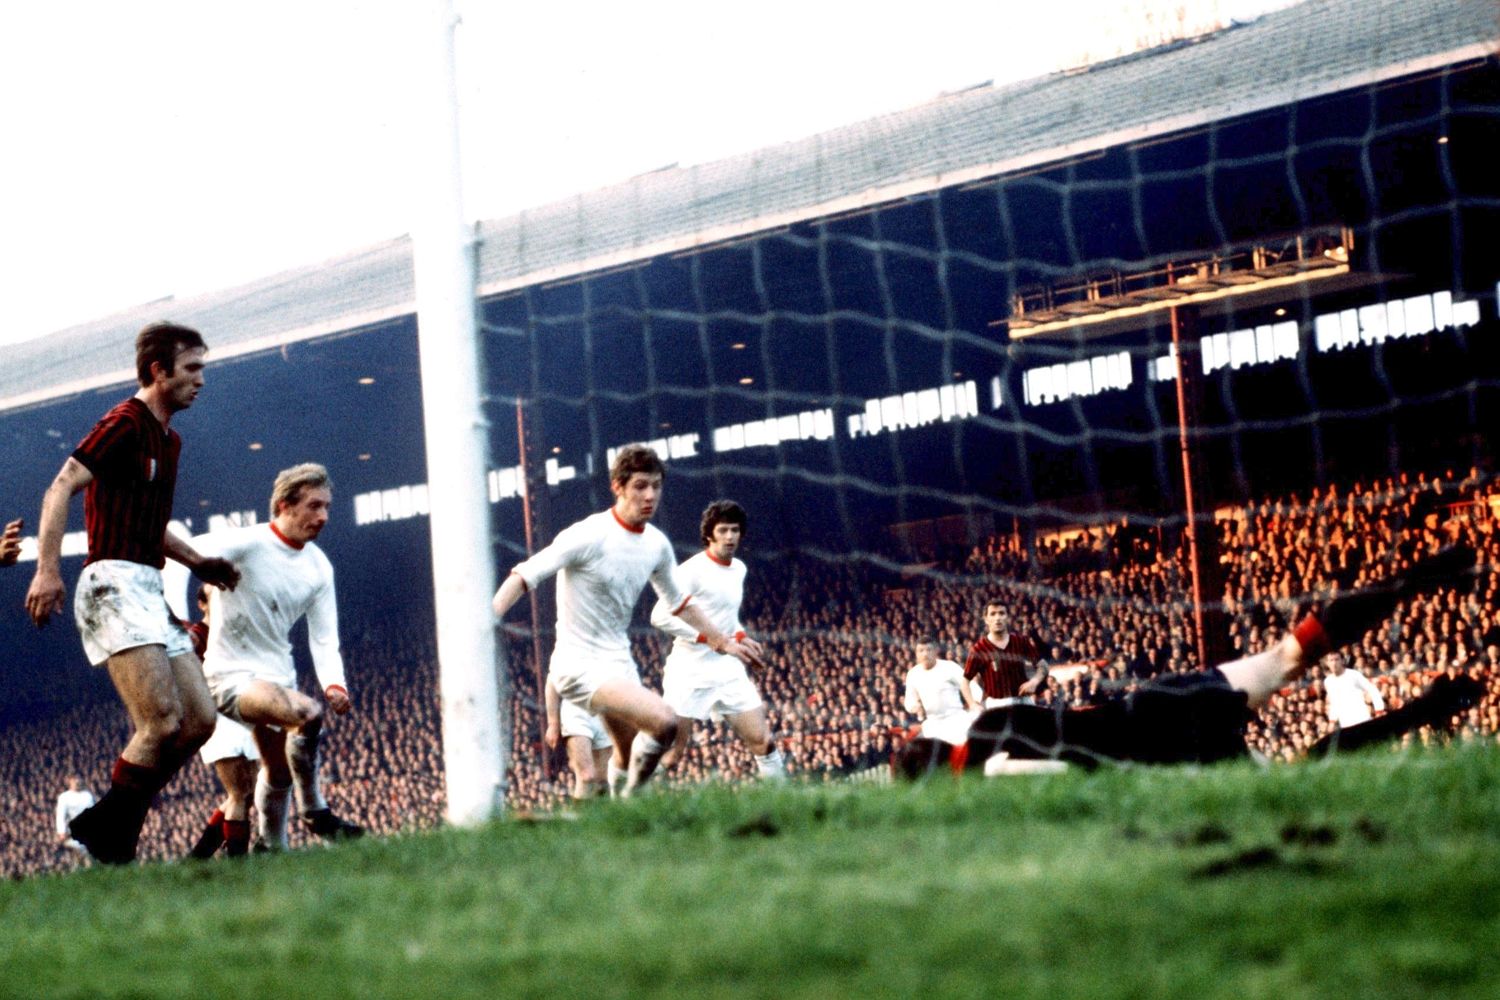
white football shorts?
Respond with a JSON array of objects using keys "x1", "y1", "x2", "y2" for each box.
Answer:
[
  {"x1": 920, "y1": 710, "x2": 979, "y2": 747},
  {"x1": 662, "y1": 665, "x2": 763, "y2": 722},
  {"x1": 198, "y1": 713, "x2": 262, "y2": 765},
  {"x1": 549, "y1": 646, "x2": 642, "y2": 714},
  {"x1": 559, "y1": 696, "x2": 613, "y2": 751},
  {"x1": 74, "y1": 560, "x2": 194, "y2": 666}
]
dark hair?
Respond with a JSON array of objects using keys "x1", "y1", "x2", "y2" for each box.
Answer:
[
  {"x1": 135, "y1": 322, "x2": 206, "y2": 387},
  {"x1": 915, "y1": 635, "x2": 938, "y2": 648},
  {"x1": 983, "y1": 598, "x2": 1009, "y2": 614},
  {"x1": 610, "y1": 444, "x2": 665, "y2": 487},
  {"x1": 700, "y1": 499, "x2": 748, "y2": 546}
]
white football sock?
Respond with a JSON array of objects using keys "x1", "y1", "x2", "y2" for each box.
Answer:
[
  {"x1": 254, "y1": 769, "x2": 292, "y2": 849},
  {"x1": 754, "y1": 747, "x2": 787, "y2": 780}
]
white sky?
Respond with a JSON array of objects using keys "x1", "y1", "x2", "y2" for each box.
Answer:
[{"x1": 0, "y1": 0, "x2": 1300, "y2": 348}]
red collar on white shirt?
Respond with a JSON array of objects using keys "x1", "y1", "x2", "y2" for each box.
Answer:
[
  {"x1": 610, "y1": 508, "x2": 645, "y2": 534},
  {"x1": 705, "y1": 549, "x2": 732, "y2": 567},
  {"x1": 270, "y1": 522, "x2": 304, "y2": 550}
]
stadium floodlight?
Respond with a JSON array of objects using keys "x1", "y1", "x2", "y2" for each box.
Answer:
[
  {"x1": 1000, "y1": 226, "x2": 1388, "y2": 341},
  {"x1": 998, "y1": 226, "x2": 1383, "y2": 671}
]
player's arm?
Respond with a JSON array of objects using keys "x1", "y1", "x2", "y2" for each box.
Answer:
[
  {"x1": 162, "y1": 530, "x2": 240, "y2": 591},
  {"x1": 494, "y1": 527, "x2": 584, "y2": 618},
  {"x1": 492, "y1": 571, "x2": 529, "y2": 618},
  {"x1": 543, "y1": 676, "x2": 561, "y2": 750},
  {"x1": 1019, "y1": 652, "x2": 1050, "y2": 695},
  {"x1": 959, "y1": 672, "x2": 978, "y2": 712},
  {"x1": 1359, "y1": 672, "x2": 1385, "y2": 713},
  {"x1": 0, "y1": 517, "x2": 21, "y2": 567},
  {"x1": 675, "y1": 601, "x2": 765, "y2": 669},
  {"x1": 902, "y1": 677, "x2": 925, "y2": 720},
  {"x1": 25, "y1": 458, "x2": 93, "y2": 626},
  {"x1": 650, "y1": 593, "x2": 701, "y2": 642},
  {"x1": 306, "y1": 574, "x2": 349, "y2": 714},
  {"x1": 962, "y1": 646, "x2": 982, "y2": 681}
]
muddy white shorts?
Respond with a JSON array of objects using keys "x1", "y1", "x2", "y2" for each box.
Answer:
[
  {"x1": 198, "y1": 713, "x2": 261, "y2": 765},
  {"x1": 74, "y1": 560, "x2": 193, "y2": 666}
]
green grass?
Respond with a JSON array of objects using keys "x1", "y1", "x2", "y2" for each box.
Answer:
[{"x1": 4, "y1": 745, "x2": 1499, "y2": 1000}]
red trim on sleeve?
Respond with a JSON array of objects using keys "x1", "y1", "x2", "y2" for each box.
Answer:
[
  {"x1": 695, "y1": 633, "x2": 707, "y2": 644},
  {"x1": 672, "y1": 594, "x2": 693, "y2": 615},
  {"x1": 325, "y1": 684, "x2": 347, "y2": 698},
  {"x1": 510, "y1": 570, "x2": 528, "y2": 593},
  {"x1": 734, "y1": 630, "x2": 747, "y2": 641}
]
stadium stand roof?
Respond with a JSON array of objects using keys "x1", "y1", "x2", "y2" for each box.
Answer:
[{"x1": 4, "y1": 0, "x2": 1493, "y2": 413}]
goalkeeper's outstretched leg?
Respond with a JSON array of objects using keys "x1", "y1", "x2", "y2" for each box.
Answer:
[{"x1": 895, "y1": 545, "x2": 1477, "y2": 776}]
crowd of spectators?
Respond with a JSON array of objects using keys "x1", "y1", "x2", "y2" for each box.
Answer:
[{"x1": 4, "y1": 468, "x2": 1497, "y2": 877}]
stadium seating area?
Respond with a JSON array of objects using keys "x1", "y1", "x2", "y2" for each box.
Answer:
[{"x1": 4, "y1": 469, "x2": 1497, "y2": 877}]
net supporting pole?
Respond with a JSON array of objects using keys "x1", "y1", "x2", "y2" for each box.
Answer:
[
  {"x1": 412, "y1": 0, "x2": 506, "y2": 825},
  {"x1": 1171, "y1": 302, "x2": 1231, "y2": 670},
  {"x1": 516, "y1": 401, "x2": 551, "y2": 728}
]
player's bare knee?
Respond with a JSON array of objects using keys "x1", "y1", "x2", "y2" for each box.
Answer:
[
  {"x1": 135, "y1": 701, "x2": 187, "y2": 747},
  {"x1": 653, "y1": 714, "x2": 679, "y2": 747},
  {"x1": 295, "y1": 701, "x2": 324, "y2": 732},
  {"x1": 178, "y1": 708, "x2": 217, "y2": 751}
]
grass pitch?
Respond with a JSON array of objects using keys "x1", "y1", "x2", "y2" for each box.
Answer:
[{"x1": 3, "y1": 745, "x2": 1498, "y2": 1000}]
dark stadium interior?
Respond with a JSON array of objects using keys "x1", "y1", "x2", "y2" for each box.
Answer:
[{"x1": 2, "y1": 52, "x2": 1496, "y2": 874}]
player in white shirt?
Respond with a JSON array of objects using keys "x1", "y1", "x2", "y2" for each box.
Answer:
[
  {"x1": 160, "y1": 583, "x2": 263, "y2": 859},
  {"x1": 192, "y1": 463, "x2": 361, "y2": 847},
  {"x1": 1322, "y1": 651, "x2": 1386, "y2": 729},
  {"x1": 650, "y1": 500, "x2": 785, "y2": 780},
  {"x1": 903, "y1": 637, "x2": 978, "y2": 746},
  {"x1": 55, "y1": 775, "x2": 96, "y2": 863},
  {"x1": 493, "y1": 445, "x2": 765, "y2": 795}
]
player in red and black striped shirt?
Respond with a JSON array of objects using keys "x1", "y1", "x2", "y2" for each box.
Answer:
[
  {"x1": 25, "y1": 322, "x2": 240, "y2": 864},
  {"x1": 963, "y1": 599, "x2": 1050, "y2": 707}
]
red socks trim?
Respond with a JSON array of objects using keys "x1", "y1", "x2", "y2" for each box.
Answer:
[
  {"x1": 223, "y1": 819, "x2": 251, "y2": 856},
  {"x1": 111, "y1": 757, "x2": 165, "y2": 795}
]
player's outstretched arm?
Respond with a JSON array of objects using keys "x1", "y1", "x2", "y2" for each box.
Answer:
[
  {"x1": 492, "y1": 571, "x2": 528, "y2": 618},
  {"x1": 26, "y1": 458, "x2": 92, "y2": 626},
  {"x1": 163, "y1": 531, "x2": 240, "y2": 591}
]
